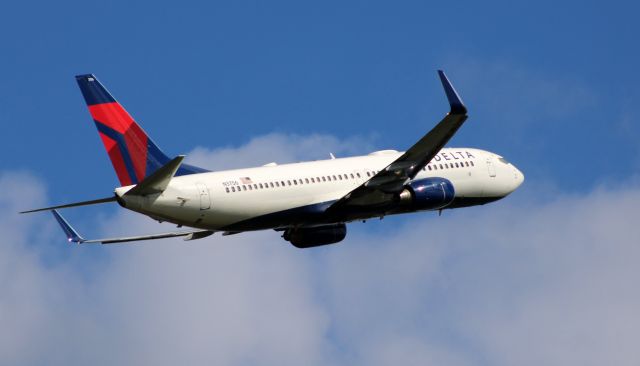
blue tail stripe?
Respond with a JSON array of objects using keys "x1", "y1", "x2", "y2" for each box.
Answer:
[
  {"x1": 176, "y1": 163, "x2": 210, "y2": 176},
  {"x1": 94, "y1": 121, "x2": 141, "y2": 185}
]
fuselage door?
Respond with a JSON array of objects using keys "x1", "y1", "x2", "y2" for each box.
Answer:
[
  {"x1": 196, "y1": 183, "x2": 211, "y2": 210},
  {"x1": 486, "y1": 158, "x2": 497, "y2": 178}
]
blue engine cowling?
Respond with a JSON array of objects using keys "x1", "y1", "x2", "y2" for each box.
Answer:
[
  {"x1": 399, "y1": 177, "x2": 455, "y2": 210},
  {"x1": 283, "y1": 224, "x2": 347, "y2": 248}
]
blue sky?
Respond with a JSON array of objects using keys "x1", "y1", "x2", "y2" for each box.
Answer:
[
  {"x1": 2, "y1": 0, "x2": 638, "y2": 195},
  {"x1": 1, "y1": 1, "x2": 640, "y2": 365}
]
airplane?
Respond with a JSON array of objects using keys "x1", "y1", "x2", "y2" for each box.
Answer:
[{"x1": 21, "y1": 70, "x2": 524, "y2": 248}]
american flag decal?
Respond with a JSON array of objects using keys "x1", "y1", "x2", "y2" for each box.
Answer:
[{"x1": 240, "y1": 177, "x2": 253, "y2": 184}]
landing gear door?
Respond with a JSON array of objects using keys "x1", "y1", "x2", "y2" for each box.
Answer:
[
  {"x1": 196, "y1": 183, "x2": 211, "y2": 210},
  {"x1": 486, "y1": 158, "x2": 497, "y2": 178}
]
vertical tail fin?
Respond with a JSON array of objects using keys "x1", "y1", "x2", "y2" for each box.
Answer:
[{"x1": 75, "y1": 74, "x2": 207, "y2": 186}]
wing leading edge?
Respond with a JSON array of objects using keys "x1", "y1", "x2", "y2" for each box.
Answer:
[{"x1": 329, "y1": 70, "x2": 468, "y2": 209}]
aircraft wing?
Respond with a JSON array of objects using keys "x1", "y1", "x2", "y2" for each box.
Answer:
[
  {"x1": 20, "y1": 196, "x2": 117, "y2": 214},
  {"x1": 52, "y1": 209, "x2": 214, "y2": 244},
  {"x1": 329, "y1": 70, "x2": 468, "y2": 210}
]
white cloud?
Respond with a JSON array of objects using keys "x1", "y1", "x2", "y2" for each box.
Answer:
[
  {"x1": 185, "y1": 132, "x2": 375, "y2": 171},
  {"x1": 2, "y1": 135, "x2": 640, "y2": 366}
]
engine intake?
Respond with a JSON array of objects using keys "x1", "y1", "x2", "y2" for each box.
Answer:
[
  {"x1": 398, "y1": 177, "x2": 455, "y2": 210},
  {"x1": 283, "y1": 224, "x2": 347, "y2": 248}
]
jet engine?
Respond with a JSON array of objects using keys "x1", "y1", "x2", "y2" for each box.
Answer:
[
  {"x1": 283, "y1": 224, "x2": 347, "y2": 248},
  {"x1": 397, "y1": 177, "x2": 455, "y2": 210}
]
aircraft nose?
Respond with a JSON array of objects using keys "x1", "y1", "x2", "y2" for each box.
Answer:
[{"x1": 512, "y1": 165, "x2": 524, "y2": 191}]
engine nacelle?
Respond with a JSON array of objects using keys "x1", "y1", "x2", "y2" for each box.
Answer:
[
  {"x1": 283, "y1": 224, "x2": 347, "y2": 248},
  {"x1": 398, "y1": 177, "x2": 455, "y2": 210}
]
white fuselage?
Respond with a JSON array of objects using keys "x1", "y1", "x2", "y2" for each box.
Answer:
[{"x1": 115, "y1": 147, "x2": 524, "y2": 231}]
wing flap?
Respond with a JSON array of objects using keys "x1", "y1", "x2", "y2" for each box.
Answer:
[
  {"x1": 90, "y1": 230, "x2": 214, "y2": 244},
  {"x1": 51, "y1": 209, "x2": 214, "y2": 244}
]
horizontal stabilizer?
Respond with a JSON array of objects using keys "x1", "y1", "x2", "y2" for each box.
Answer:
[
  {"x1": 125, "y1": 155, "x2": 185, "y2": 196},
  {"x1": 51, "y1": 209, "x2": 214, "y2": 244},
  {"x1": 20, "y1": 196, "x2": 117, "y2": 214}
]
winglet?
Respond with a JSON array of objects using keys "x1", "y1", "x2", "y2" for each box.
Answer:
[
  {"x1": 125, "y1": 155, "x2": 185, "y2": 196},
  {"x1": 51, "y1": 210, "x2": 85, "y2": 243},
  {"x1": 437, "y1": 70, "x2": 467, "y2": 115}
]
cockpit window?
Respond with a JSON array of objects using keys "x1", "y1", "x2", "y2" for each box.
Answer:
[{"x1": 498, "y1": 157, "x2": 510, "y2": 165}]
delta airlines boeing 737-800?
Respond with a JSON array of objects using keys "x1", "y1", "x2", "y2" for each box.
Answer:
[{"x1": 22, "y1": 71, "x2": 523, "y2": 248}]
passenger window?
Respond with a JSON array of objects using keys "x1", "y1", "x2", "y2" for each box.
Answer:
[
  {"x1": 231, "y1": 186, "x2": 236, "y2": 192},
  {"x1": 311, "y1": 178, "x2": 315, "y2": 183},
  {"x1": 455, "y1": 163, "x2": 459, "y2": 168},
  {"x1": 305, "y1": 178, "x2": 309, "y2": 184},
  {"x1": 470, "y1": 161, "x2": 474, "y2": 167},
  {"x1": 259, "y1": 183, "x2": 263, "y2": 189},
  {"x1": 322, "y1": 177, "x2": 326, "y2": 182},
  {"x1": 225, "y1": 187, "x2": 230, "y2": 193},
  {"x1": 366, "y1": 172, "x2": 371, "y2": 177},
  {"x1": 439, "y1": 164, "x2": 443, "y2": 169},
  {"x1": 270, "y1": 182, "x2": 274, "y2": 188},
  {"x1": 299, "y1": 179, "x2": 303, "y2": 184},
  {"x1": 356, "y1": 173, "x2": 361, "y2": 178},
  {"x1": 338, "y1": 175, "x2": 342, "y2": 180},
  {"x1": 428, "y1": 166, "x2": 432, "y2": 171},
  {"x1": 242, "y1": 186, "x2": 247, "y2": 191},
  {"x1": 294, "y1": 180, "x2": 298, "y2": 185},
  {"x1": 350, "y1": 173, "x2": 354, "y2": 179}
]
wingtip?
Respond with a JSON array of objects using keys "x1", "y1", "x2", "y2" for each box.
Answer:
[
  {"x1": 75, "y1": 73, "x2": 97, "y2": 80},
  {"x1": 437, "y1": 70, "x2": 467, "y2": 115},
  {"x1": 51, "y1": 209, "x2": 84, "y2": 243}
]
